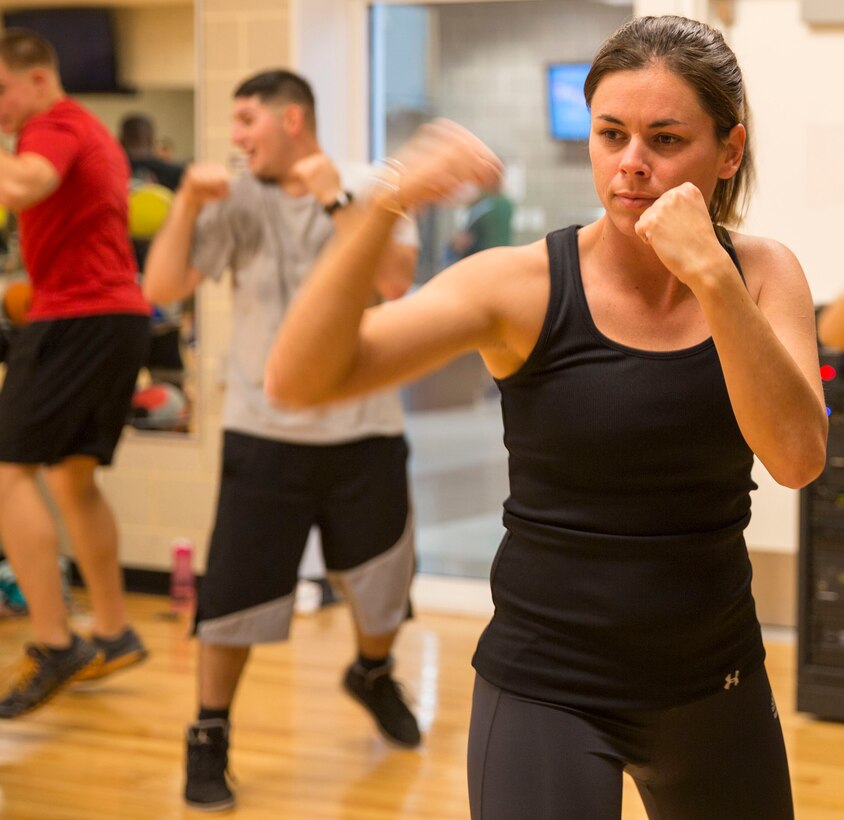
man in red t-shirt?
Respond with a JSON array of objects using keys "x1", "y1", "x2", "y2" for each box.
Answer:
[{"x1": 0, "y1": 29, "x2": 150, "y2": 717}]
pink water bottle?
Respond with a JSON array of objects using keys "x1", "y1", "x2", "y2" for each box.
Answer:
[{"x1": 170, "y1": 538, "x2": 196, "y2": 614}]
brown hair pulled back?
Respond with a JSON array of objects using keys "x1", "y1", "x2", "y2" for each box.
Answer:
[{"x1": 584, "y1": 15, "x2": 753, "y2": 226}]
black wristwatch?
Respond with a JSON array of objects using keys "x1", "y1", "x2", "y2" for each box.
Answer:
[{"x1": 324, "y1": 190, "x2": 354, "y2": 216}]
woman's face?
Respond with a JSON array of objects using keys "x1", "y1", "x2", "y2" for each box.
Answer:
[{"x1": 588, "y1": 63, "x2": 742, "y2": 234}]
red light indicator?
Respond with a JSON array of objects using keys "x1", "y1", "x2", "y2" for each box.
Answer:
[{"x1": 821, "y1": 365, "x2": 837, "y2": 381}]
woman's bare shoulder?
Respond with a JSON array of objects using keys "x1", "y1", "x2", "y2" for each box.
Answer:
[
  {"x1": 728, "y1": 230, "x2": 801, "y2": 272},
  {"x1": 726, "y1": 230, "x2": 805, "y2": 296},
  {"x1": 730, "y1": 232, "x2": 811, "y2": 318}
]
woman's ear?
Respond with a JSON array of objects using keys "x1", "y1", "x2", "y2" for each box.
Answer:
[{"x1": 718, "y1": 123, "x2": 746, "y2": 180}]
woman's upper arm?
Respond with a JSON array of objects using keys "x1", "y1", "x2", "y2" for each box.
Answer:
[
  {"x1": 743, "y1": 236, "x2": 824, "y2": 403},
  {"x1": 335, "y1": 245, "x2": 543, "y2": 400}
]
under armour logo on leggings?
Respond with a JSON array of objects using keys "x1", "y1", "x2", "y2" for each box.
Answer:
[{"x1": 724, "y1": 669, "x2": 740, "y2": 689}]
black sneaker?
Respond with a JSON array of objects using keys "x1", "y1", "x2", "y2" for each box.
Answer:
[
  {"x1": 75, "y1": 626, "x2": 149, "y2": 682},
  {"x1": 185, "y1": 719, "x2": 236, "y2": 812},
  {"x1": 0, "y1": 634, "x2": 103, "y2": 718},
  {"x1": 343, "y1": 658, "x2": 421, "y2": 748}
]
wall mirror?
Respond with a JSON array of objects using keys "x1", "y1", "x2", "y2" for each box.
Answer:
[{"x1": 0, "y1": 2, "x2": 197, "y2": 437}]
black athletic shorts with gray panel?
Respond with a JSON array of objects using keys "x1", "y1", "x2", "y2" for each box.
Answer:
[
  {"x1": 0, "y1": 315, "x2": 149, "y2": 466},
  {"x1": 195, "y1": 430, "x2": 415, "y2": 645}
]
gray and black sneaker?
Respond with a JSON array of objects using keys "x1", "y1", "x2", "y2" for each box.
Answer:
[
  {"x1": 0, "y1": 634, "x2": 103, "y2": 718},
  {"x1": 343, "y1": 658, "x2": 421, "y2": 748},
  {"x1": 75, "y1": 626, "x2": 149, "y2": 681},
  {"x1": 185, "y1": 719, "x2": 236, "y2": 812}
]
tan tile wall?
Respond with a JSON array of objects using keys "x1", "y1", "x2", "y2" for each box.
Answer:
[
  {"x1": 99, "y1": 0, "x2": 291, "y2": 574},
  {"x1": 113, "y1": 5, "x2": 196, "y2": 89}
]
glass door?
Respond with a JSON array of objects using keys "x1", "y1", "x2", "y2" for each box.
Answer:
[{"x1": 368, "y1": 1, "x2": 631, "y2": 578}]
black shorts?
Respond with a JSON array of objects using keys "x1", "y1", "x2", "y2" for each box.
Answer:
[
  {"x1": 147, "y1": 326, "x2": 184, "y2": 379},
  {"x1": 0, "y1": 314, "x2": 149, "y2": 466},
  {"x1": 196, "y1": 430, "x2": 415, "y2": 645}
]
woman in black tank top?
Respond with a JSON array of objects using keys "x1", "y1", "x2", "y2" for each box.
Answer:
[{"x1": 268, "y1": 15, "x2": 825, "y2": 820}]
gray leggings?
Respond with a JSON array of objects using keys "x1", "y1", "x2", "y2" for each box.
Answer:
[{"x1": 468, "y1": 666, "x2": 793, "y2": 820}]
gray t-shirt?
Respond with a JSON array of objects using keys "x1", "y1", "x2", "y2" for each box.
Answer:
[{"x1": 190, "y1": 164, "x2": 416, "y2": 444}]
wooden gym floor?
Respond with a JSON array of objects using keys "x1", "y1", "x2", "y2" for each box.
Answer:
[{"x1": 0, "y1": 592, "x2": 843, "y2": 819}]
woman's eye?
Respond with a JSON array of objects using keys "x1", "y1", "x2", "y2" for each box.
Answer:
[
  {"x1": 655, "y1": 134, "x2": 680, "y2": 146},
  {"x1": 601, "y1": 129, "x2": 623, "y2": 141}
]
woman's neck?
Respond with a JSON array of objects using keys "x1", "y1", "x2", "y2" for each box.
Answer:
[{"x1": 580, "y1": 216, "x2": 689, "y2": 305}]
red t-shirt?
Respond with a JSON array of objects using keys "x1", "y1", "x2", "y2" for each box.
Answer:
[{"x1": 16, "y1": 98, "x2": 150, "y2": 320}]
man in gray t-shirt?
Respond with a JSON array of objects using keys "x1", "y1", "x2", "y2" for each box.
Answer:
[{"x1": 144, "y1": 69, "x2": 420, "y2": 812}]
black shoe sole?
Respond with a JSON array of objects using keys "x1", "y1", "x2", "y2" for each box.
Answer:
[{"x1": 184, "y1": 795, "x2": 236, "y2": 813}]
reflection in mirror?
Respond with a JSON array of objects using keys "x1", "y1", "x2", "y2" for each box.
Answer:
[
  {"x1": 369, "y1": 1, "x2": 632, "y2": 580},
  {"x1": 122, "y1": 113, "x2": 194, "y2": 435},
  {"x1": 0, "y1": 3, "x2": 197, "y2": 436}
]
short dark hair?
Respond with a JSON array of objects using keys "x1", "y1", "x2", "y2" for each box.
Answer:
[
  {"x1": 0, "y1": 28, "x2": 59, "y2": 73},
  {"x1": 119, "y1": 113, "x2": 155, "y2": 153},
  {"x1": 234, "y1": 69, "x2": 316, "y2": 131},
  {"x1": 584, "y1": 15, "x2": 753, "y2": 227}
]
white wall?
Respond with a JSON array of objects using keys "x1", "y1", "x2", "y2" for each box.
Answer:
[
  {"x1": 291, "y1": 0, "x2": 368, "y2": 160},
  {"x1": 728, "y1": 0, "x2": 844, "y2": 304}
]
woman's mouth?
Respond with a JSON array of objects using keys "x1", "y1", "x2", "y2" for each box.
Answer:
[{"x1": 614, "y1": 192, "x2": 657, "y2": 209}]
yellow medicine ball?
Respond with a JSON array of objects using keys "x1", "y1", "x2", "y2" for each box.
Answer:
[{"x1": 128, "y1": 183, "x2": 174, "y2": 239}]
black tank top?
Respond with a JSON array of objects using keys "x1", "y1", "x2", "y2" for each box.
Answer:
[{"x1": 472, "y1": 225, "x2": 765, "y2": 710}]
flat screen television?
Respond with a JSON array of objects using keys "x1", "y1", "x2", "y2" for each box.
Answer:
[
  {"x1": 2, "y1": 8, "x2": 124, "y2": 94},
  {"x1": 547, "y1": 62, "x2": 591, "y2": 142}
]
